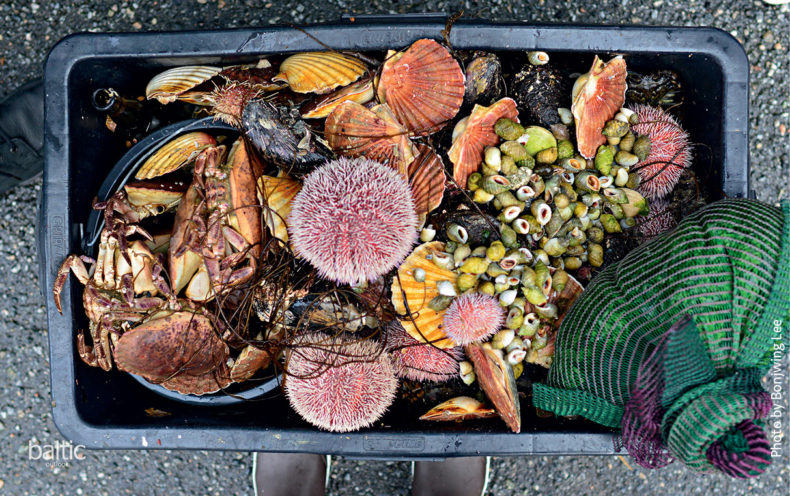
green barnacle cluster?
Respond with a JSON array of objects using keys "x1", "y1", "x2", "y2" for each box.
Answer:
[{"x1": 467, "y1": 116, "x2": 650, "y2": 274}]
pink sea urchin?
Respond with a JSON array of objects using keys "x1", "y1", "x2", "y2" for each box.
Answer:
[
  {"x1": 630, "y1": 104, "x2": 692, "y2": 200},
  {"x1": 637, "y1": 197, "x2": 677, "y2": 241},
  {"x1": 442, "y1": 292, "x2": 505, "y2": 346},
  {"x1": 285, "y1": 333, "x2": 398, "y2": 432},
  {"x1": 385, "y1": 321, "x2": 462, "y2": 383},
  {"x1": 288, "y1": 157, "x2": 419, "y2": 285}
]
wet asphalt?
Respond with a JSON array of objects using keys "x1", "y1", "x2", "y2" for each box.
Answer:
[{"x1": 1, "y1": 0, "x2": 789, "y2": 495}]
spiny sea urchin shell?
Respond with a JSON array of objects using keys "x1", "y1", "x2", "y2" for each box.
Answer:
[
  {"x1": 637, "y1": 196, "x2": 677, "y2": 241},
  {"x1": 442, "y1": 292, "x2": 504, "y2": 346},
  {"x1": 385, "y1": 321, "x2": 462, "y2": 383},
  {"x1": 285, "y1": 333, "x2": 398, "y2": 432},
  {"x1": 288, "y1": 157, "x2": 419, "y2": 285},
  {"x1": 630, "y1": 104, "x2": 692, "y2": 200}
]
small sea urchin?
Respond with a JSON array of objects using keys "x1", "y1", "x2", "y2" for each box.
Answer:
[
  {"x1": 288, "y1": 157, "x2": 419, "y2": 285},
  {"x1": 385, "y1": 321, "x2": 462, "y2": 383},
  {"x1": 630, "y1": 104, "x2": 691, "y2": 199},
  {"x1": 637, "y1": 196, "x2": 677, "y2": 241},
  {"x1": 284, "y1": 334, "x2": 398, "y2": 432},
  {"x1": 442, "y1": 293, "x2": 505, "y2": 346}
]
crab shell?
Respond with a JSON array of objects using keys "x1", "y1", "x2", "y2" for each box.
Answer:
[{"x1": 114, "y1": 311, "x2": 229, "y2": 384}]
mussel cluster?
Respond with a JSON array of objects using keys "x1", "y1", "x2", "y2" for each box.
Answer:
[{"x1": 54, "y1": 39, "x2": 695, "y2": 434}]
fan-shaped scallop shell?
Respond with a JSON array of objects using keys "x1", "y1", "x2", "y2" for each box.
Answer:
[
  {"x1": 448, "y1": 98, "x2": 518, "y2": 188},
  {"x1": 301, "y1": 78, "x2": 374, "y2": 119},
  {"x1": 377, "y1": 39, "x2": 465, "y2": 136},
  {"x1": 273, "y1": 52, "x2": 367, "y2": 94},
  {"x1": 408, "y1": 144, "x2": 445, "y2": 225},
  {"x1": 146, "y1": 66, "x2": 222, "y2": 104},
  {"x1": 391, "y1": 241, "x2": 458, "y2": 349},
  {"x1": 572, "y1": 56, "x2": 627, "y2": 159},
  {"x1": 135, "y1": 132, "x2": 217, "y2": 180},
  {"x1": 325, "y1": 101, "x2": 415, "y2": 175},
  {"x1": 258, "y1": 172, "x2": 301, "y2": 244}
]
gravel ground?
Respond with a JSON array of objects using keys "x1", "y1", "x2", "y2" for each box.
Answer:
[{"x1": 1, "y1": 1, "x2": 789, "y2": 495}]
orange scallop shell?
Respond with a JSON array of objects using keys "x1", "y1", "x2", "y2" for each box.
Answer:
[
  {"x1": 377, "y1": 39, "x2": 465, "y2": 136},
  {"x1": 301, "y1": 78, "x2": 375, "y2": 119},
  {"x1": 325, "y1": 101, "x2": 415, "y2": 175},
  {"x1": 447, "y1": 98, "x2": 519, "y2": 188},
  {"x1": 408, "y1": 144, "x2": 446, "y2": 225},
  {"x1": 273, "y1": 52, "x2": 367, "y2": 94},
  {"x1": 571, "y1": 55, "x2": 627, "y2": 159},
  {"x1": 391, "y1": 241, "x2": 457, "y2": 349}
]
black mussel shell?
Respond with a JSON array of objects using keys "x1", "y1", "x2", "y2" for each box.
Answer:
[
  {"x1": 511, "y1": 64, "x2": 568, "y2": 128},
  {"x1": 463, "y1": 52, "x2": 504, "y2": 108},
  {"x1": 626, "y1": 70, "x2": 683, "y2": 108},
  {"x1": 242, "y1": 100, "x2": 333, "y2": 175}
]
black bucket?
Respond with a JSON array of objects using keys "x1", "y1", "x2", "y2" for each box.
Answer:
[{"x1": 40, "y1": 18, "x2": 749, "y2": 455}]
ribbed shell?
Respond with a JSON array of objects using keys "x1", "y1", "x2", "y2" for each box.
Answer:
[
  {"x1": 391, "y1": 241, "x2": 458, "y2": 349},
  {"x1": 408, "y1": 144, "x2": 445, "y2": 225},
  {"x1": 377, "y1": 39, "x2": 465, "y2": 136},
  {"x1": 325, "y1": 101, "x2": 415, "y2": 176},
  {"x1": 448, "y1": 98, "x2": 519, "y2": 188},
  {"x1": 274, "y1": 52, "x2": 367, "y2": 94},
  {"x1": 301, "y1": 78, "x2": 374, "y2": 119},
  {"x1": 571, "y1": 56, "x2": 627, "y2": 159},
  {"x1": 146, "y1": 66, "x2": 222, "y2": 104},
  {"x1": 258, "y1": 173, "x2": 301, "y2": 244},
  {"x1": 135, "y1": 132, "x2": 216, "y2": 180},
  {"x1": 465, "y1": 343, "x2": 521, "y2": 433},
  {"x1": 123, "y1": 181, "x2": 186, "y2": 218}
]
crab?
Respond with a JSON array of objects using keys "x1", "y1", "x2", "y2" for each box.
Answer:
[
  {"x1": 53, "y1": 134, "x2": 268, "y2": 394},
  {"x1": 168, "y1": 140, "x2": 263, "y2": 302},
  {"x1": 54, "y1": 239, "x2": 169, "y2": 371}
]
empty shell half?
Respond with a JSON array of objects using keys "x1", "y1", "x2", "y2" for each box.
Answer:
[
  {"x1": 377, "y1": 39, "x2": 465, "y2": 136},
  {"x1": 273, "y1": 52, "x2": 368, "y2": 94},
  {"x1": 135, "y1": 132, "x2": 217, "y2": 180}
]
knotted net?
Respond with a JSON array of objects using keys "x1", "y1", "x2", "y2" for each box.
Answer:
[{"x1": 533, "y1": 199, "x2": 790, "y2": 478}]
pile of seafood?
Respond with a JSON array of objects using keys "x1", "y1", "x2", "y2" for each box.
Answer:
[{"x1": 54, "y1": 38, "x2": 695, "y2": 433}]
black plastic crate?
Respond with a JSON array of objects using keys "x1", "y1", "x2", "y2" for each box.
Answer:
[{"x1": 40, "y1": 19, "x2": 749, "y2": 455}]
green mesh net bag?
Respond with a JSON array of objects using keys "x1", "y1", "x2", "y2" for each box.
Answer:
[{"x1": 533, "y1": 199, "x2": 790, "y2": 478}]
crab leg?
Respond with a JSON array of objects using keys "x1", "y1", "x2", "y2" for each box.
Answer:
[{"x1": 53, "y1": 255, "x2": 94, "y2": 314}]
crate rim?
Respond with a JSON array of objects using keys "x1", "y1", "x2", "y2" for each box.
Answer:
[{"x1": 41, "y1": 20, "x2": 749, "y2": 454}]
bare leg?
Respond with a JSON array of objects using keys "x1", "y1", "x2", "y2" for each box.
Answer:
[
  {"x1": 253, "y1": 452, "x2": 327, "y2": 496},
  {"x1": 412, "y1": 457, "x2": 489, "y2": 496}
]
